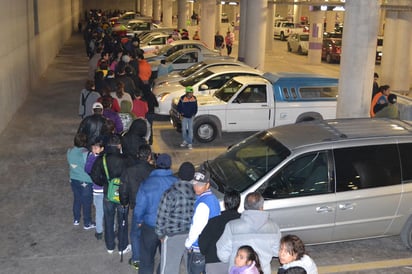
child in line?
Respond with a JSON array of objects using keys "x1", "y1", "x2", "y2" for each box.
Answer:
[
  {"x1": 278, "y1": 235, "x2": 318, "y2": 274},
  {"x1": 229, "y1": 245, "x2": 263, "y2": 274}
]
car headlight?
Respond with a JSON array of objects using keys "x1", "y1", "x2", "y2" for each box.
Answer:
[{"x1": 157, "y1": 93, "x2": 170, "y2": 102}]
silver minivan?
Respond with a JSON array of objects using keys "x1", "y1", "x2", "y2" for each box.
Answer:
[{"x1": 203, "y1": 118, "x2": 412, "y2": 248}]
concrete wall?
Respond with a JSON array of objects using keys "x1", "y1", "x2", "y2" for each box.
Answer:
[
  {"x1": 83, "y1": 0, "x2": 136, "y2": 13},
  {"x1": 0, "y1": 0, "x2": 81, "y2": 134}
]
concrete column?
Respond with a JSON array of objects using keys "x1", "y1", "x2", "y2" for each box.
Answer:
[
  {"x1": 140, "y1": 0, "x2": 147, "y2": 16},
  {"x1": 378, "y1": 6, "x2": 385, "y2": 36},
  {"x1": 238, "y1": 0, "x2": 247, "y2": 61},
  {"x1": 153, "y1": 0, "x2": 161, "y2": 24},
  {"x1": 336, "y1": 0, "x2": 379, "y2": 118},
  {"x1": 200, "y1": 0, "x2": 216, "y2": 49},
  {"x1": 162, "y1": 0, "x2": 173, "y2": 26},
  {"x1": 307, "y1": 10, "x2": 323, "y2": 64},
  {"x1": 189, "y1": 2, "x2": 194, "y2": 25},
  {"x1": 147, "y1": 0, "x2": 153, "y2": 18},
  {"x1": 216, "y1": 4, "x2": 222, "y2": 32},
  {"x1": 381, "y1": 11, "x2": 397, "y2": 88},
  {"x1": 293, "y1": 0, "x2": 301, "y2": 24},
  {"x1": 266, "y1": 1, "x2": 275, "y2": 53},
  {"x1": 244, "y1": 0, "x2": 267, "y2": 70},
  {"x1": 177, "y1": 0, "x2": 186, "y2": 29},
  {"x1": 325, "y1": 11, "x2": 335, "y2": 32}
]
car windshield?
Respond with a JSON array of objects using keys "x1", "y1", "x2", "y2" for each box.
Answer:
[
  {"x1": 180, "y1": 69, "x2": 213, "y2": 87},
  {"x1": 156, "y1": 44, "x2": 172, "y2": 56},
  {"x1": 165, "y1": 50, "x2": 185, "y2": 62},
  {"x1": 202, "y1": 131, "x2": 291, "y2": 193},
  {"x1": 179, "y1": 62, "x2": 207, "y2": 77},
  {"x1": 300, "y1": 34, "x2": 309, "y2": 41},
  {"x1": 214, "y1": 79, "x2": 243, "y2": 102}
]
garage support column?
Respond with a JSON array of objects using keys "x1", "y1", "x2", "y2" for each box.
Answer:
[
  {"x1": 244, "y1": 0, "x2": 267, "y2": 70},
  {"x1": 336, "y1": 0, "x2": 379, "y2": 118},
  {"x1": 216, "y1": 4, "x2": 222, "y2": 31},
  {"x1": 381, "y1": 9, "x2": 412, "y2": 94},
  {"x1": 140, "y1": 0, "x2": 147, "y2": 16},
  {"x1": 147, "y1": 0, "x2": 153, "y2": 18},
  {"x1": 307, "y1": 10, "x2": 323, "y2": 64},
  {"x1": 266, "y1": 1, "x2": 275, "y2": 53},
  {"x1": 153, "y1": 0, "x2": 161, "y2": 24},
  {"x1": 293, "y1": 0, "x2": 301, "y2": 25},
  {"x1": 177, "y1": 0, "x2": 187, "y2": 29},
  {"x1": 162, "y1": 0, "x2": 173, "y2": 26},
  {"x1": 200, "y1": 0, "x2": 217, "y2": 50},
  {"x1": 237, "y1": 0, "x2": 247, "y2": 61},
  {"x1": 325, "y1": 11, "x2": 335, "y2": 32}
]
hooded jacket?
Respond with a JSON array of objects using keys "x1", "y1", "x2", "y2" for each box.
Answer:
[
  {"x1": 77, "y1": 113, "x2": 107, "y2": 149},
  {"x1": 278, "y1": 254, "x2": 318, "y2": 274},
  {"x1": 216, "y1": 210, "x2": 281, "y2": 274},
  {"x1": 121, "y1": 118, "x2": 148, "y2": 158}
]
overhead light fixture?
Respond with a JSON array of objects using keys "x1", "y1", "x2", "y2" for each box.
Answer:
[
  {"x1": 228, "y1": 1, "x2": 238, "y2": 5},
  {"x1": 320, "y1": 5, "x2": 327, "y2": 11}
]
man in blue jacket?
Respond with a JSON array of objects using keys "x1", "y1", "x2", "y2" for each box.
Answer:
[
  {"x1": 177, "y1": 86, "x2": 197, "y2": 149},
  {"x1": 134, "y1": 153, "x2": 178, "y2": 274}
]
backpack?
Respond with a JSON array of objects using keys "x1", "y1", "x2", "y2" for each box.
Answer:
[{"x1": 102, "y1": 154, "x2": 121, "y2": 204}]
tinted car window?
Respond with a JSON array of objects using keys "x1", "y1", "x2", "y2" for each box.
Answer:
[
  {"x1": 334, "y1": 144, "x2": 401, "y2": 192},
  {"x1": 299, "y1": 86, "x2": 338, "y2": 99},
  {"x1": 259, "y1": 151, "x2": 330, "y2": 199},
  {"x1": 399, "y1": 143, "x2": 412, "y2": 181}
]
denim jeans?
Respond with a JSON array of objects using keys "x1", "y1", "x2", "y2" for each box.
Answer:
[
  {"x1": 103, "y1": 199, "x2": 129, "y2": 251},
  {"x1": 130, "y1": 211, "x2": 141, "y2": 261},
  {"x1": 139, "y1": 223, "x2": 161, "y2": 274},
  {"x1": 187, "y1": 250, "x2": 205, "y2": 274},
  {"x1": 182, "y1": 117, "x2": 194, "y2": 145},
  {"x1": 70, "y1": 179, "x2": 93, "y2": 225},
  {"x1": 93, "y1": 193, "x2": 104, "y2": 233}
]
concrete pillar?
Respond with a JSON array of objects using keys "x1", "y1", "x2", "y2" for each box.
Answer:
[
  {"x1": 381, "y1": 11, "x2": 397, "y2": 88},
  {"x1": 153, "y1": 0, "x2": 161, "y2": 24},
  {"x1": 148, "y1": 0, "x2": 153, "y2": 18},
  {"x1": 140, "y1": 0, "x2": 147, "y2": 16},
  {"x1": 216, "y1": 4, "x2": 222, "y2": 32},
  {"x1": 378, "y1": 6, "x2": 385, "y2": 36},
  {"x1": 177, "y1": 0, "x2": 186, "y2": 29},
  {"x1": 307, "y1": 10, "x2": 323, "y2": 64},
  {"x1": 200, "y1": 0, "x2": 216, "y2": 49},
  {"x1": 162, "y1": 0, "x2": 173, "y2": 26},
  {"x1": 238, "y1": 0, "x2": 247, "y2": 61},
  {"x1": 189, "y1": 2, "x2": 194, "y2": 25},
  {"x1": 336, "y1": 0, "x2": 379, "y2": 118},
  {"x1": 244, "y1": 0, "x2": 267, "y2": 70},
  {"x1": 325, "y1": 11, "x2": 335, "y2": 32},
  {"x1": 293, "y1": 0, "x2": 301, "y2": 24},
  {"x1": 266, "y1": 1, "x2": 275, "y2": 53}
]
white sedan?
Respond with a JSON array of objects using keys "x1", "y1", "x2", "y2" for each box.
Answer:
[{"x1": 287, "y1": 33, "x2": 309, "y2": 55}]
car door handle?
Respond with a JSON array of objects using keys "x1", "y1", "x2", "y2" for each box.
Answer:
[
  {"x1": 316, "y1": 206, "x2": 333, "y2": 213},
  {"x1": 338, "y1": 203, "x2": 355, "y2": 210}
]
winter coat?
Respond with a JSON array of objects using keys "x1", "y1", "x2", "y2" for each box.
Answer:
[
  {"x1": 216, "y1": 210, "x2": 281, "y2": 274},
  {"x1": 121, "y1": 118, "x2": 148, "y2": 158},
  {"x1": 278, "y1": 255, "x2": 318, "y2": 274},
  {"x1": 77, "y1": 114, "x2": 107, "y2": 149}
]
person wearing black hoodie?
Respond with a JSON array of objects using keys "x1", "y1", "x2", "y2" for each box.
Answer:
[{"x1": 121, "y1": 118, "x2": 150, "y2": 159}]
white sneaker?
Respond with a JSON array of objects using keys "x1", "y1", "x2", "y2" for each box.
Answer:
[
  {"x1": 107, "y1": 249, "x2": 114, "y2": 254},
  {"x1": 180, "y1": 141, "x2": 187, "y2": 147},
  {"x1": 119, "y1": 244, "x2": 132, "y2": 255},
  {"x1": 187, "y1": 144, "x2": 193, "y2": 150}
]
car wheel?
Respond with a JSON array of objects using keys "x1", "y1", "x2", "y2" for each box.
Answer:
[
  {"x1": 287, "y1": 43, "x2": 292, "y2": 52},
  {"x1": 194, "y1": 118, "x2": 218, "y2": 143},
  {"x1": 298, "y1": 46, "x2": 303, "y2": 55},
  {"x1": 401, "y1": 216, "x2": 412, "y2": 249},
  {"x1": 326, "y1": 54, "x2": 332, "y2": 63},
  {"x1": 280, "y1": 32, "x2": 285, "y2": 41}
]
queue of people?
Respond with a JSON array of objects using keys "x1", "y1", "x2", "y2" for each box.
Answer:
[{"x1": 370, "y1": 73, "x2": 400, "y2": 119}]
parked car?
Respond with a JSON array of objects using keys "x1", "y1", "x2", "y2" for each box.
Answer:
[
  {"x1": 287, "y1": 33, "x2": 309, "y2": 55},
  {"x1": 200, "y1": 118, "x2": 412, "y2": 248},
  {"x1": 153, "y1": 66, "x2": 263, "y2": 115},
  {"x1": 221, "y1": 13, "x2": 229, "y2": 23},
  {"x1": 139, "y1": 33, "x2": 171, "y2": 54},
  {"x1": 322, "y1": 38, "x2": 342, "y2": 63},
  {"x1": 153, "y1": 59, "x2": 249, "y2": 88},
  {"x1": 145, "y1": 40, "x2": 220, "y2": 62},
  {"x1": 324, "y1": 32, "x2": 342, "y2": 39}
]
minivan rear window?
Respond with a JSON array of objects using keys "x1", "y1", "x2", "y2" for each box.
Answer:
[
  {"x1": 399, "y1": 143, "x2": 412, "y2": 181},
  {"x1": 334, "y1": 144, "x2": 401, "y2": 192}
]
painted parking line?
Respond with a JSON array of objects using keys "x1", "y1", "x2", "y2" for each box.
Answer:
[{"x1": 318, "y1": 258, "x2": 412, "y2": 273}]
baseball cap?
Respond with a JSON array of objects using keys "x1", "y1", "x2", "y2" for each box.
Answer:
[
  {"x1": 156, "y1": 153, "x2": 172, "y2": 169},
  {"x1": 191, "y1": 171, "x2": 210, "y2": 185},
  {"x1": 92, "y1": 102, "x2": 103, "y2": 109},
  {"x1": 185, "y1": 86, "x2": 194, "y2": 93}
]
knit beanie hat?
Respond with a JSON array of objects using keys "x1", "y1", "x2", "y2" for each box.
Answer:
[{"x1": 178, "y1": 162, "x2": 195, "y2": 181}]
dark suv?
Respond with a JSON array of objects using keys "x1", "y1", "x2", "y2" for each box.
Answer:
[{"x1": 322, "y1": 38, "x2": 342, "y2": 63}]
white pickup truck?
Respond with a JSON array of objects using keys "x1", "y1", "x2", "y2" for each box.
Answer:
[
  {"x1": 274, "y1": 21, "x2": 306, "y2": 41},
  {"x1": 170, "y1": 73, "x2": 339, "y2": 143}
]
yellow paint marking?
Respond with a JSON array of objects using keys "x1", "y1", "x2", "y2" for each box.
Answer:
[{"x1": 319, "y1": 258, "x2": 412, "y2": 273}]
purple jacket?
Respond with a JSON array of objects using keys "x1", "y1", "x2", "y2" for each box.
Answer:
[
  {"x1": 103, "y1": 109, "x2": 123, "y2": 133},
  {"x1": 85, "y1": 153, "x2": 104, "y2": 193},
  {"x1": 229, "y1": 261, "x2": 260, "y2": 274}
]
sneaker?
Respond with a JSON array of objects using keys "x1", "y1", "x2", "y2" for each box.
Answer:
[
  {"x1": 188, "y1": 144, "x2": 193, "y2": 150},
  {"x1": 107, "y1": 249, "x2": 114, "y2": 254},
  {"x1": 73, "y1": 220, "x2": 80, "y2": 226},
  {"x1": 180, "y1": 141, "x2": 188, "y2": 147},
  {"x1": 83, "y1": 223, "x2": 96, "y2": 230},
  {"x1": 119, "y1": 244, "x2": 132, "y2": 255},
  {"x1": 94, "y1": 232, "x2": 103, "y2": 240},
  {"x1": 128, "y1": 258, "x2": 140, "y2": 270}
]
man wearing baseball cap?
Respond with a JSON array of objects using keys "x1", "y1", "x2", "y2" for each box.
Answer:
[
  {"x1": 77, "y1": 101, "x2": 106, "y2": 150},
  {"x1": 177, "y1": 86, "x2": 197, "y2": 149},
  {"x1": 185, "y1": 170, "x2": 220, "y2": 274}
]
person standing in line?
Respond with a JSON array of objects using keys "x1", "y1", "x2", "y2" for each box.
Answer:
[
  {"x1": 185, "y1": 171, "x2": 221, "y2": 274},
  {"x1": 225, "y1": 31, "x2": 234, "y2": 56},
  {"x1": 157, "y1": 59, "x2": 174, "y2": 78},
  {"x1": 119, "y1": 144, "x2": 155, "y2": 270},
  {"x1": 229, "y1": 245, "x2": 264, "y2": 274},
  {"x1": 192, "y1": 31, "x2": 200, "y2": 40},
  {"x1": 199, "y1": 189, "x2": 241, "y2": 273},
  {"x1": 374, "y1": 93, "x2": 400, "y2": 119},
  {"x1": 134, "y1": 154, "x2": 178, "y2": 274},
  {"x1": 371, "y1": 72, "x2": 379, "y2": 100},
  {"x1": 214, "y1": 31, "x2": 225, "y2": 55},
  {"x1": 77, "y1": 102, "x2": 107, "y2": 150},
  {"x1": 79, "y1": 80, "x2": 100, "y2": 119},
  {"x1": 216, "y1": 192, "x2": 281, "y2": 274},
  {"x1": 370, "y1": 84, "x2": 390, "y2": 117},
  {"x1": 277, "y1": 235, "x2": 318, "y2": 274},
  {"x1": 67, "y1": 133, "x2": 95, "y2": 230},
  {"x1": 177, "y1": 86, "x2": 197, "y2": 149},
  {"x1": 101, "y1": 96, "x2": 123, "y2": 134},
  {"x1": 156, "y1": 162, "x2": 196, "y2": 274}
]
